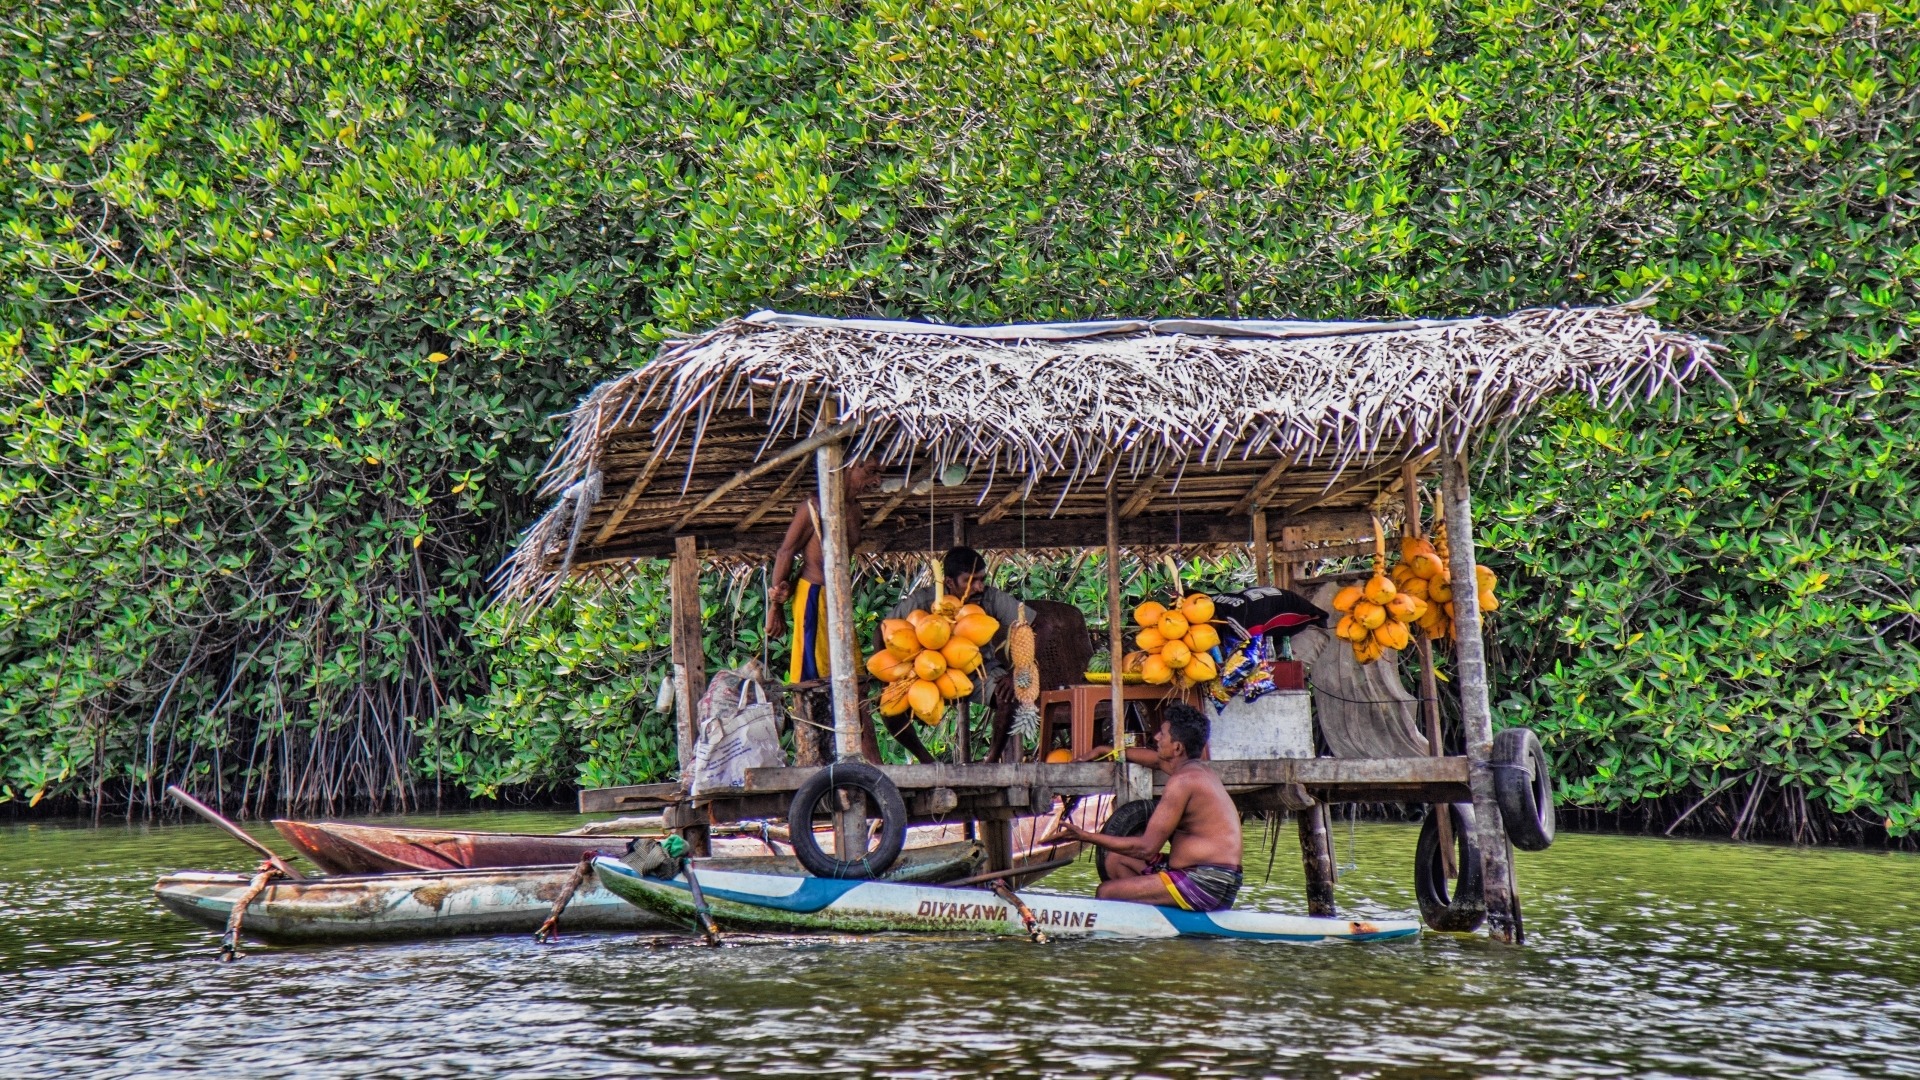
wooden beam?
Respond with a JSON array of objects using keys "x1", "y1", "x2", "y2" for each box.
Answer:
[
  {"x1": 1275, "y1": 451, "x2": 1432, "y2": 521},
  {"x1": 577, "y1": 781, "x2": 686, "y2": 814},
  {"x1": 570, "y1": 510, "x2": 1382, "y2": 564},
  {"x1": 976, "y1": 482, "x2": 1029, "y2": 525},
  {"x1": 1229, "y1": 453, "x2": 1300, "y2": 517},
  {"x1": 671, "y1": 420, "x2": 859, "y2": 531},
  {"x1": 738, "y1": 756, "x2": 1470, "y2": 794},
  {"x1": 735, "y1": 458, "x2": 809, "y2": 532},
  {"x1": 864, "y1": 464, "x2": 936, "y2": 528},
  {"x1": 591, "y1": 454, "x2": 670, "y2": 546},
  {"x1": 1118, "y1": 467, "x2": 1169, "y2": 519},
  {"x1": 1443, "y1": 447, "x2": 1520, "y2": 943}
]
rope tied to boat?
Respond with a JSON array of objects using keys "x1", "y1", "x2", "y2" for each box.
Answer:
[
  {"x1": 534, "y1": 852, "x2": 600, "y2": 943},
  {"x1": 218, "y1": 859, "x2": 284, "y2": 962}
]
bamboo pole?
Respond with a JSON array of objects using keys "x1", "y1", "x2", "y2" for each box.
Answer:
[
  {"x1": 1106, "y1": 488, "x2": 1152, "y2": 805},
  {"x1": 816, "y1": 435, "x2": 867, "y2": 860},
  {"x1": 1441, "y1": 448, "x2": 1519, "y2": 942},
  {"x1": 1403, "y1": 463, "x2": 1455, "y2": 879},
  {"x1": 669, "y1": 534, "x2": 711, "y2": 856}
]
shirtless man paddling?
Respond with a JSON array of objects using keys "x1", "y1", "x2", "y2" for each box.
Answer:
[{"x1": 1043, "y1": 703, "x2": 1244, "y2": 912}]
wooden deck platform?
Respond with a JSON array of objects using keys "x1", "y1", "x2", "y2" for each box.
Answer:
[{"x1": 578, "y1": 757, "x2": 1470, "y2": 824}]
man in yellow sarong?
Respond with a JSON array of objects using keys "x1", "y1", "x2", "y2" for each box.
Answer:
[{"x1": 765, "y1": 460, "x2": 881, "y2": 686}]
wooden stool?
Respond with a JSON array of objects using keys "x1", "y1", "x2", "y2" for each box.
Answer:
[{"x1": 1037, "y1": 682, "x2": 1198, "y2": 760}]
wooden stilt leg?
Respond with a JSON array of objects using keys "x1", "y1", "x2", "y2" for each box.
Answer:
[
  {"x1": 1106, "y1": 487, "x2": 1151, "y2": 805},
  {"x1": 671, "y1": 535, "x2": 711, "y2": 857},
  {"x1": 1297, "y1": 804, "x2": 1337, "y2": 916},
  {"x1": 1442, "y1": 448, "x2": 1518, "y2": 942},
  {"x1": 816, "y1": 434, "x2": 868, "y2": 859},
  {"x1": 1403, "y1": 462, "x2": 1455, "y2": 879},
  {"x1": 983, "y1": 817, "x2": 1014, "y2": 874}
]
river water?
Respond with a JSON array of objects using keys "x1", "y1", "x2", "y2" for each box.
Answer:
[{"x1": 3, "y1": 810, "x2": 1916, "y2": 1078}]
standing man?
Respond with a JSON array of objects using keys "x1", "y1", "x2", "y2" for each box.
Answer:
[
  {"x1": 885, "y1": 547, "x2": 1027, "y2": 763},
  {"x1": 765, "y1": 460, "x2": 881, "y2": 684},
  {"x1": 1044, "y1": 703, "x2": 1243, "y2": 911}
]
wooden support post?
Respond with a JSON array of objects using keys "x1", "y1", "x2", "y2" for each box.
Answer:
[
  {"x1": 1403, "y1": 462, "x2": 1454, "y2": 878},
  {"x1": 670, "y1": 534, "x2": 710, "y2": 856},
  {"x1": 983, "y1": 817, "x2": 1014, "y2": 874},
  {"x1": 816, "y1": 436, "x2": 867, "y2": 859},
  {"x1": 1107, "y1": 488, "x2": 1152, "y2": 805},
  {"x1": 1442, "y1": 448, "x2": 1519, "y2": 942},
  {"x1": 1297, "y1": 804, "x2": 1337, "y2": 916},
  {"x1": 1277, "y1": 525, "x2": 1303, "y2": 593},
  {"x1": 1250, "y1": 511, "x2": 1272, "y2": 587}
]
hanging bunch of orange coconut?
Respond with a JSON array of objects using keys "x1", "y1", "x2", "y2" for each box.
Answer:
[
  {"x1": 1330, "y1": 518, "x2": 1428, "y2": 663},
  {"x1": 1130, "y1": 592, "x2": 1222, "y2": 685},
  {"x1": 869, "y1": 573, "x2": 1000, "y2": 725},
  {"x1": 1390, "y1": 490, "x2": 1500, "y2": 642}
]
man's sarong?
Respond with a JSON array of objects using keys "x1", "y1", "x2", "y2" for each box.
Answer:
[
  {"x1": 787, "y1": 578, "x2": 830, "y2": 683},
  {"x1": 1145, "y1": 854, "x2": 1242, "y2": 913}
]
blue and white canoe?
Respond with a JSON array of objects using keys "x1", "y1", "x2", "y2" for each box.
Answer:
[{"x1": 594, "y1": 857, "x2": 1421, "y2": 943}]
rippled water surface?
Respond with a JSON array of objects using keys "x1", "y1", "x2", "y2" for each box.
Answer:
[{"x1": 4, "y1": 810, "x2": 1917, "y2": 1078}]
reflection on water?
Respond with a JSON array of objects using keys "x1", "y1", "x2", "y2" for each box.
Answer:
[{"x1": 3, "y1": 810, "x2": 1917, "y2": 1078}]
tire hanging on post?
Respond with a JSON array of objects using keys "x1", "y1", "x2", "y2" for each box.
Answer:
[
  {"x1": 787, "y1": 762, "x2": 908, "y2": 879},
  {"x1": 1414, "y1": 802, "x2": 1486, "y2": 932},
  {"x1": 1492, "y1": 727, "x2": 1556, "y2": 851}
]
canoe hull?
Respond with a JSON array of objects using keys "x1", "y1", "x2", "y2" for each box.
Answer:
[
  {"x1": 155, "y1": 865, "x2": 654, "y2": 944},
  {"x1": 593, "y1": 859, "x2": 1421, "y2": 943},
  {"x1": 271, "y1": 820, "x2": 643, "y2": 875},
  {"x1": 155, "y1": 842, "x2": 985, "y2": 945}
]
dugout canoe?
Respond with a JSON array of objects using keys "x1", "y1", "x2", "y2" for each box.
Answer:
[
  {"x1": 274, "y1": 796, "x2": 1109, "y2": 878},
  {"x1": 593, "y1": 858, "x2": 1423, "y2": 943},
  {"x1": 155, "y1": 842, "x2": 982, "y2": 945}
]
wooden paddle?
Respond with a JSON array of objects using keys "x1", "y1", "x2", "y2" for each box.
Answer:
[{"x1": 166, "y1": 785, "x2": 307, "y2": 880}]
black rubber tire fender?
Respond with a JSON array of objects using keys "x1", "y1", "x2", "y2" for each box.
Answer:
[
  {"x1": 786, "y1": 762, "x2": 909, "y2": 879},
  {"x1": 1093, "y1": 798, "x2": 1159, "y2": 883},
  {"x1": 1492, "y1": 726, "x2": 1556, "y2": 851},
  {"x1": 1414, "y1": 802, "x2": 1486, "y2": 932}
]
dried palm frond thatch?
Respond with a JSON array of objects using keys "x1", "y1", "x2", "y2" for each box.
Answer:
[{"x1": 497, "y1": 301, "x2": 1716, "y2": 605}]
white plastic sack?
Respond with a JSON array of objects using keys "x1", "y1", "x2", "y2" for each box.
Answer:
[{"x1": 689, "y1": 670, "x2": 785, "y2": 798}]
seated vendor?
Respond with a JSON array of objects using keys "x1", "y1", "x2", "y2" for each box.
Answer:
[
  {"x1": 1044, "y1": 703, "x2": 1243, "y2": 912},
  {"x1": 884, "y1": 546, "x2": 1027, "y2": 763}
]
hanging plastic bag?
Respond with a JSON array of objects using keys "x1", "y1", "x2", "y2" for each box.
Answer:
[{"x1": 690, "y1": 668, "x2": 785, "y2": 798}]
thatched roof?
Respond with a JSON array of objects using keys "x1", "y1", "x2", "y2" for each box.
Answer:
[{"x1": 497, "y1": 301, "x2": 1716, "y2": 604}]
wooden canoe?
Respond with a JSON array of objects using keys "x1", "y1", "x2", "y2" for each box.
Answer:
[
  {"x1": 155, "y1": 842, "x2": 983, "y2": 945},
  {"x1": 594, "y1": 859, "x2": 1422, "y2": 943},
  {"x1": 274, "y1": 796, "x2": 1110, "y2": 878}
]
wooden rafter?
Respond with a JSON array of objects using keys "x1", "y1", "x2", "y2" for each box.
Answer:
[
  {"x1": 1118, "y1": 467, "x2": 1169, "y2": 519},
  {"x1": 865, "y1": 464, "x2": 936, "y2": 528},
  {"x1": 1228, "y1": 453, "x2": 1299, "y2": 517},
  {"x1": 1275, "y1": 451, "x2": 1432, "y2": 521},
  {"x1": 670, "y1": 421, "x2": 858, "y2": 531},
  {"x1": 735, "y1": 458, "x2": 810, "y2": 533},
  {"x1": 976, "y1": 482, "x2": 1029, "y2": 525},
  {"x1": 589, "y1": 452, "x2": 670, "y2": 547}
]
